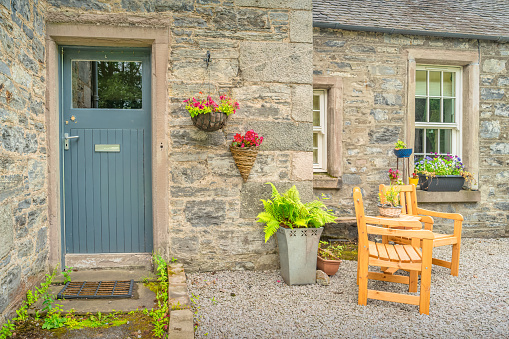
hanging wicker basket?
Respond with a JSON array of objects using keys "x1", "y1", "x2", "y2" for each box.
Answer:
[
  {"x1": 191, "y1": 111, "x2": 228, "y2": 132},
  {"x1": 230, "y1": 145, "x2": 260, "y2": 182}
]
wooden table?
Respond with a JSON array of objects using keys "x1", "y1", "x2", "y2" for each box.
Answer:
[{"x1": 376, "y1": 214, "x2": 423, "y2": 292}]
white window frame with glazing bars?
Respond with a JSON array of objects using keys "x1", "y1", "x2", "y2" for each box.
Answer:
[
  {"x1": 313, "y1": 89, "x2": 327, "y2": 172},
  {"x1": 414, "y1": 65, "x2": 462, "y2": 159}
]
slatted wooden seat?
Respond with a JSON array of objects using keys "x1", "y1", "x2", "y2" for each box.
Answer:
[
  {"x1": 354, "y1": 187, "x2": 435, "y2": 314},
  {"x1": 379, "y1": 184, "x2": 464, "y2": 276}
]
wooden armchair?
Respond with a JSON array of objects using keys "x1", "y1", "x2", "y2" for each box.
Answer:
[
  {"x1": 353, "y1": 187, "x2": 435, "y2": 315},
  {"x1": 379, "y1": 184, "x2": 464, "y2": 276}
]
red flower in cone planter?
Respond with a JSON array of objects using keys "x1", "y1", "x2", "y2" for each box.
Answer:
[{"x1": 230, "y1": 130, "x2": 263, "y2": 182}]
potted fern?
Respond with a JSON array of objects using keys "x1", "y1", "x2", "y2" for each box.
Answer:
[{"x1": 257, "y1": 183, "x2": 336, "y2": 285}]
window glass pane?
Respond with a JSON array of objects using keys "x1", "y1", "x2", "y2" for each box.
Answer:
[
  {"x1": 429, "y1": 71, "x2": 441, "y2": 96},
  {"x1": 440, "y1": 129, "x2": 452, "y2": 154},
  {"x1": 313, "y1": 95, "x2": 320, "y2": 110},
  {"x1": 416, "y1": 70, "x2": 427, "y2": 96},
  {"x1": 313, "y1": 133, "x2": 318, "y2": 164},
  {"x1": 425, "y1": 129, "x2": 438, "y2": 154},
  {"x1": 429, "y1": 98, "x2": 440, "y2": 122},
  {"x1": 313, "y1": 110, "x2": 320, "y2": 126},
  {"x1": 443, "y1": 98, "x2": 455, "y2": 123},
  {"x1": 443, "y1": 72, "x2": 455, "y2": 97},
  {"x1": 415, "y1": 128, "x2": 424, "y2": 153},
  {"x1": 415, "y1": 98, "x2": 427, "y2": 122},
  {"x1": 72, "y1": 60, "x2": 143, "y2": 109}
]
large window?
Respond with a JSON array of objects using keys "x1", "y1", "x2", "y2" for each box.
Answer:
[
  {"x1": 414, "y1": 66, "x2": 461, "y2": 160},
  {"x1": 313, "y1": 89, "x2": 327, "y2": 172}
]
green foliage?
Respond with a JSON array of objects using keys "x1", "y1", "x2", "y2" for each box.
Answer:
[
  {"x1": 146, "y1": 253, "x2": 170, "y2": 338},
  {"x1": 42, "y1": 305, "x2": 66, "y2": 330},
  {"x1": 0, "y1": 266, "x2": 59, "y2": 338},
  {"x1": 62, "y1": 266, "x2": 73, "y2": 284},
  {"x1": 394, "y1": 139, "x2": 407, "y2": 149},
  {"x1": 0, "y1": 320, "x2": 15, "y2": 339},
  {"x1": 378, "y1": 185, "x2": 401, "y2": 207},
  {"x1": 257, "y1": 183, "x2": 336, "y2": 242}
]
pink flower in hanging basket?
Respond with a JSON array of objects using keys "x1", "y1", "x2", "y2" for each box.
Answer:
[{"x1": 184, "y1": 94, "x2": 239, "y2": 118}]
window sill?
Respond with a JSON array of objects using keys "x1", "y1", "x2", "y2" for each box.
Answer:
[
  {"x1": 416, "y1": 190, "x2": 480, "y2": 203},
  {"x1": 313, "y1": 174, "x2": 342, "y2": 189}
]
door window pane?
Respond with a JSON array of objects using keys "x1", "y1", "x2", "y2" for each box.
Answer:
[
  {"x1": 443, "y1": 98, "x2": 455, "y2": 123},
  {"x1": 72, "y1": 61, "x2": 143, "y2": 109},
  {"x1": 429, "y1": 98, "x2": 441, "y2": 122},
  {"x1": 429, "y1": 71, "x2": 441, "y2": 96},
  {"x1": 415, "y1": 98, "x2": 427, "y2": 122},
  {"x1": 416, "y1": 71, "x2": 427, "y2": 96},
  {"x1": 440, "y1": 129, "x2": 452, "y2": 154},
  {"x1": 425, "y1": 129, "x2": 438, "y2": 154}
]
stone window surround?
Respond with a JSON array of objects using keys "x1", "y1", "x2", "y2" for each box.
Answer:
[
  {"x1": 45, "y1": 23, "x2": 169, "y2": 269},
  {"x1": 406, "y1": 49, "x2": 480, "y2": 202},
  {"x1": 313, "y1": 76, "x2": 343, "y2": 189}
]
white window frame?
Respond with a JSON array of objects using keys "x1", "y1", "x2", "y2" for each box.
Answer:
[
  {"x1": 414, "y1": 65, "x2": 462, "y2": 159},
  {"x1": 313, "y1": 89, "x2": 327, "y2": 172}
]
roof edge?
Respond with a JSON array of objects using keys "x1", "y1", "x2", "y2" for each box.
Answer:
[{"x1": 313, "y1": 22, "x2": 509, "y2": 43}]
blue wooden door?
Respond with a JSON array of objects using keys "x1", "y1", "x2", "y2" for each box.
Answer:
[{"x1": 61, "y1": 47, "x2": 152, "y2": 254}]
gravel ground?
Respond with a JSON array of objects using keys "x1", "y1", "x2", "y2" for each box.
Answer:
[{"x1": 187, "y1": 238, "x2": 509, "y2": 338}]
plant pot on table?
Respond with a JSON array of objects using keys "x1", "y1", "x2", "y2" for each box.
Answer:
[{"x1": 377, "y1": 203, "x2": 402, "y2": 218}]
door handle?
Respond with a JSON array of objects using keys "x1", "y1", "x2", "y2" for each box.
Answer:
[{"x1": 64, "y1": 133, "x2": 79, "y2": 150}]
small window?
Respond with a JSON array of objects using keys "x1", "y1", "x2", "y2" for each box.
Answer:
[
  {"x1": 414, "y1": 66, "x2": 461, "y2": 161},
  {"x1": 72, "y1": 60, "x2": 143, "y2": 109},
  {"x1": 313, "y1": 90, "x2": 327, "y2": 172}
]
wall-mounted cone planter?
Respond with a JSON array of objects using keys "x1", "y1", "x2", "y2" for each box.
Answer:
[{"x1": 230, "y1": 145, "x2": 259, "y2": 182}]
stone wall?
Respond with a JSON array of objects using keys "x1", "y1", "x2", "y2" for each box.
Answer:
[
  {"x1": 313, "y1": 28, "x2": 509, "y2": 238},
  {"x1": 45, "y1": 0, "x2": 314, "y2": 272},
  {"x1": 0, "y1": 0, "x2": 48, "y2": 323}
]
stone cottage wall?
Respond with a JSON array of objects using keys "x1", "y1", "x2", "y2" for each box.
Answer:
[
  {"x1": 45, "y1": 0, "x2": 314, "y2": 272},
  {"x1": 313, "y1": 28, "x2": 508, "y2": 238},
  {"x1": 0, "y1": 0, "x2": 48, "y2": 323}
]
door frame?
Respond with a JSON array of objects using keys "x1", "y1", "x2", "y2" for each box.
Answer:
[{"x1": 45, "y1": 23, "x2": 170, "y2": 270}]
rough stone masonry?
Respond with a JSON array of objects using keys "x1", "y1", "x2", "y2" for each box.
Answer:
[{"x1": 0, "y1": 0, "x2": 49, "y2": 324}]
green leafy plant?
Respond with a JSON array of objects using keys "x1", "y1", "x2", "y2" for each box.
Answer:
[
  {"x1": 62, "y1": 266, "x2": 73, "y2": 284},
  {"x1": 378, "y1": 185, "x2": 401, "y2": 207},
  {"x1": 394, "y1": 139, "x2": 407, "y2": 149},
  {"x1": 318, "y1": 241, "x2": 344, "y2": 260},
  {"x1": 257, "y1": 183, "x2": 336, "y2": 242},
  {"x1": 42, "y1": 305, "x2": 66, "y2": 330},
  {"x1": 145, "y1": 253, "x2": 170, "y2": 338},
  {"x1": 0, "y1": 320, "x2": 15, "y2": 339}
]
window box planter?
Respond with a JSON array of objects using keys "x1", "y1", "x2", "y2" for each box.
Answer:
[{"x1": 418, "y1": 174, "x2": 465, "y2": 192}]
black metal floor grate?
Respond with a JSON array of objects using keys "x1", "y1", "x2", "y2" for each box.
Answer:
[{"x1": 57, "y1": 280, "x2": 134, "y2": 299}]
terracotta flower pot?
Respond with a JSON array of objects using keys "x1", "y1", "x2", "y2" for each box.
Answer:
[{"x1": 317, "y1": 255, "x2": 341, "y2": 276}]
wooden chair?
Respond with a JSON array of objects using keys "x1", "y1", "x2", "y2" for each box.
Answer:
[
  {"x1": 379, "y1": 184, "x2": 464, "y2": 276},
  {"x1": 353, "y1": 187, "x2": 435, "y2": 315}
]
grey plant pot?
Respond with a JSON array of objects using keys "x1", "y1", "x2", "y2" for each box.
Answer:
[{"x1": 276, "y1": 226, "x2": 324, "y2": 285}]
